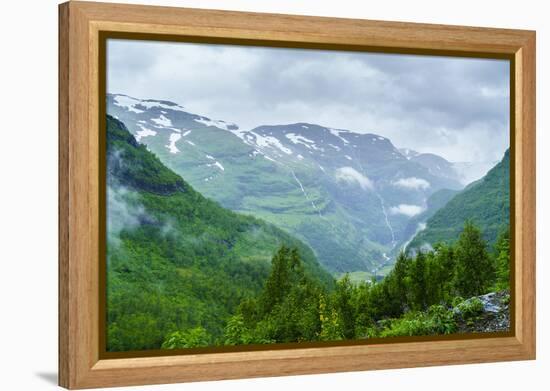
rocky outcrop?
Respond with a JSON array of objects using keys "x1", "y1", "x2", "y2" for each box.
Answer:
[{"x1": 454, "y1": 290, "x2": 510, "y2": 333}]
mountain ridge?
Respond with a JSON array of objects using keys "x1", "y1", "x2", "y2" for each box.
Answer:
[{"x1": 107, "y1": 93, "x2": 500, "y2": 275}]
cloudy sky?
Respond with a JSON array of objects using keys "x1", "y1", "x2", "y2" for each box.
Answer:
[{"x1": 107, "y1": 39, "x2": 510, "y2": 163}]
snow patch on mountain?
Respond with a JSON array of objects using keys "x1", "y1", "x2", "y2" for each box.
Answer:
[
  {"x1": 392, "y1": 177, "x2": 431, "y2": 190},
  {"x1": 398, "y1": 148, "x2": 420, "y2": 160},
  {"x1": 135, "y1": 124, "x2": 157, "y2": 142},
  {"x1": 151, "y1": 114, "x2": 173, "y2": 127},
  {"x1": 166, "y1": 133, "x2": 181, "y2": 154},
  {"x1": 139, "y1": 100, "x2": 186, "y2": 112},
  {"x1": 335, "y1": 167, "x2": 374, "y2": 190},
  {"x1": 286, "y1": 133, "x2": 314, "y2": 145},
  {"x1": 112, "y1": 94, "x2": 188, "y2": 114},
  {"x1": 113, "y1": 95, "x2": 145, "y2": 114},
  {"x1": 248, "y1": 132, "x2": 292, "y2": 155},
  {"x1": 329, "y1": 128, "x2": 350, "y2": 144},
  {"x1": 285, "y1": 133, "x2": 323, "y2": 151},
  {"x1": 194, "y1": 117, "x2": 238, "y2": 131},
  {"x1": 208, "y1": 161, "x2": 225, "y2": 171}
]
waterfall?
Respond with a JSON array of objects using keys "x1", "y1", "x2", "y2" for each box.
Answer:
[{"x1": 376, "y1": 193, "x2": 397, "y2": 248}]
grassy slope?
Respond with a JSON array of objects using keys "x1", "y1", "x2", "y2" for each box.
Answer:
[{"x1": 106, "y1": 115, "x2": 333, "y2": 351}]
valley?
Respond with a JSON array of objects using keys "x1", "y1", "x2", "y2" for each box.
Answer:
[{"x1": 107, "y1": 93, "x2": 495, "y2": 278}]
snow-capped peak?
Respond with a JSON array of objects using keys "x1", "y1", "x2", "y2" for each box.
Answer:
[{"x1": 112, "y1": 94, "x2": 187, "y2": 113}]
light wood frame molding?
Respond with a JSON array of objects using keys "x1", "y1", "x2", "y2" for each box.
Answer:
[{"x1": 59, "y1": 1, "x2": 536, "y2": 389}]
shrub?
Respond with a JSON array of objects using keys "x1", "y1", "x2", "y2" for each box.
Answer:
[
  {"x1": 455, "y1": 297, "x2": 484, "y2": 318},
  {"x1": 161, "y1": 327, "x2": 211, "y2": 349},
  {"x1": 379, "y1": 305, "x2": 457, "y2": 337}
]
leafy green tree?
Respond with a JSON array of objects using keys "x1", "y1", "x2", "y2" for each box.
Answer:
[
  {"x1": 223, "y1": 315, "x2": 253, "y2": 345},
  {"x1": 319, "y1": 294, "x2": 343, "y2": 341},
  {"x1": 454, "y1": 221, "x2": 495, "y2": 297},
  {"x1": 161, "y1": 327, "x2": 211, "y2": 349}
]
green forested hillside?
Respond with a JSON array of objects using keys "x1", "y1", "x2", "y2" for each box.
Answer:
[
  {"x1": 106, "y1": 115, "x2": 333, "y2": 351},
  {"x1": 408, "y1": 149, "x2": 509, "y2": 250}
]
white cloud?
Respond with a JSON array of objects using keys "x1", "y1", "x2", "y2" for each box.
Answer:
[
  {"x1": 335, "y1": 167, "x2": 373, "y2": 190},
  {"x1": 107, "y1": 39, "x2": 510, "y2": 163},
  {"x1": 392, "y1": 177, "x2": 430, "y2": 190},
  {"x1": 389, "y1": 204, "x2": 424, "y2": 217}
]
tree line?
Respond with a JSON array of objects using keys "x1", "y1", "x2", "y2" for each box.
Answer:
[{"x1": 162, "y1": 221, "x2": 510, "y2": 348}]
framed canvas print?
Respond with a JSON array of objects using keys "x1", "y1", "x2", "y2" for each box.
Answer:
[{"x1": 58, "y1": 1, "x2": 536, "y2": 389}]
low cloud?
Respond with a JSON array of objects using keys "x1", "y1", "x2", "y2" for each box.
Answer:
[
  {"x1": 392, "y1": 177, "x2": 430, "y2": 190},
  {"x1": 107, "y1": 184, "x2": 150, "y2": 239},
  {"x1": 389, "y1": 204, "x2": 424, "y2": 217},
  {"x1": 335, "y1": 167, "x2": 374, "y2": 190}
]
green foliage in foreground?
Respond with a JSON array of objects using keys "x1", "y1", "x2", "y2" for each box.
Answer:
[
  {"x1": 167, "y1": 221, "x2": 509, "y2": 348},
  {"x1": 205, "y1": 222, "x2": 509, "y2": 346},
  {"x1": 377, "y1": 305, "x2": 457, "y2": 337}
]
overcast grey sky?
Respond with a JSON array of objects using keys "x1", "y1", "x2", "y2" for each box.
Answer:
[{"x1": 107, "y1": 39, "x2": 509, "y2": 163}]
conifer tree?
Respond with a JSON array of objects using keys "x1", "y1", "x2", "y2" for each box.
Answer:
[
  {"x1": 454, "y1": 221, "x2": 494, "y2": 296},
  {"x1": 391, "y1": 251, "x2": 410, "y2": 312},
  {"x1": 334, "y1": 275, "x2": 356, "y2": 339},
  {"x1": 410, "y1": 251, "x2": 428, "y2": 310},
  {"x1": 261, "y1": 246, "x2": 292, "y2": 313},
  {"x1": 494, "y1": 226, "x2": 510, "y2": 290}
]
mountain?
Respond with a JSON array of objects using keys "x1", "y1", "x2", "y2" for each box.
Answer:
[
  {"x1": 107, "y1": 93, "x2": 465, "y2": 275},
  {"x1": 407, "y1": 149, "x2": 510, "y2": 251},
  {"x1": 105, "y1": 115, "x2": 332, "y2": 351},
  {"x1": 398, "y1": 147, "x2": 497, "y2": 186},
  {"x1": 408, "y1": 152, "x2": 460, "y2": 183}
]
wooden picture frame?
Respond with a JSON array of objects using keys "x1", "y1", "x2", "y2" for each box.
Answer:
[{"x1": 59, "y1": 1, "x2": 536, "y2": 389}]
